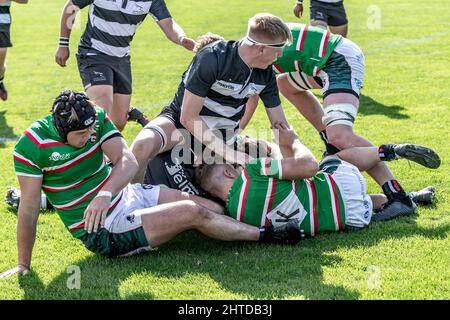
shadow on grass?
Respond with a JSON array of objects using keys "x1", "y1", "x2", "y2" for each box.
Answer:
[
  {"x1": 0, "y1": 110, "x2": 17, "y2": 148},
  {"x1": 17, "y1": 216, "x2": 449, "y2": 300},
  {"x1": 358, "y1": 95, "x2": 410, "y2": 119}
]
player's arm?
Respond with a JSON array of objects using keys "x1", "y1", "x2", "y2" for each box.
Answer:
[
  {"x1": 11, "y1": 0, "x2": 29, "y2": 4},
  {"x1": 180, "y1": 90, "x2": 250, "y2": 166},
  {"x1": 273, "y1": 123, "x2": 319, "y2": 180},
  {"x1": 157, "y1": 18, "x2": 196, "y2": 51},
  {"x1": 83, "y1": 136, "x2": 138, "y2": 234},
  {"x1": 239, "y1": 95, "x2": 259, "y2": 130},
  {"x1": 55, "y1": 0, "x2": 86, "y2": 67},
  {"x1": 0, "y1": 176, "x2": 43, "y2": 278}
]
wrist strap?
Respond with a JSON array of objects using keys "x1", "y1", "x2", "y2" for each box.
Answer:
[
  {"x1": 178, "y1": 35, "x2": 186, "y2": 45},
  {"x1": 96, "y1": 190, "x2": 112, "y2": 199},
  {"x1": 296, "y1": 1, "x2": 303, "y2": 4},
  {"x1": 59, "y1": 37, "x2": 69, "y2": 48}
]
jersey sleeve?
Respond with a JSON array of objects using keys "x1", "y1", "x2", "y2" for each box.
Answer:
[
  {"x1": 259, "y1": 71, "x2": 282, "y2": 108},
  {"x1": 149, "y1": 0, "x2": 172, "y2": 21},
  {"x1": 184, "y1": 48, "x2": 218, "y2": 97},
  {"x1": 13, "y1": 133, "x2": 43, "y2": 178},
  {"x1": 96, "y1": 107, "x2": 122, "y2": 145},
  {"x1": 72, "y1": 0, "x2": 94, "y2": 9},
  {"x1": 246, "y1": 158, "x2": 283, "y2": 180}
]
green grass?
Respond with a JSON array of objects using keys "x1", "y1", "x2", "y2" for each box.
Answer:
[{"x1": 0, "y1": 0, "x2": 449, "y2": 300}]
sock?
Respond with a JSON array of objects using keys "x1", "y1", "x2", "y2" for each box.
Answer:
[
  {"x1": 319, "y1": 130, "x2": 340, "y2": 155},
  {"x1": 379, "y1": 144, "x2": 398, "y2": 161},
  {"x1": 382, "y1": 179, "x2": 407, "y2": 200},
  {"x1": 258, "y1": 226, "x2": 270, "y2": 242}
]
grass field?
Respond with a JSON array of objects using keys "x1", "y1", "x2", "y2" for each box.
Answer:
[{"x1": 0, "y1": 0, "x2": 449, "y2": 300}]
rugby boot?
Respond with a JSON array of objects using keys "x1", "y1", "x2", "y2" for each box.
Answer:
[
  {"x1": 409, "y1": 186, "x2": 436, "y2": 206},
  {"x1": 390, "y1": 144, "x2": 441, "y2": 169},
  {"x1": 128, "y1": 107, "x2": 149, "y2": 127},
  {"x1": 371, "y1": 194, "x2": 417, "y2": 222}
]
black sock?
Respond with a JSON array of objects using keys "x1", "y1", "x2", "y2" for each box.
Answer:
[
  {"x1": 382, "y1": 179, "x2": 407, "y2": 200},
  {"x1": 379, "y1": 144, "x2": 398, "y2": 161},
  {"x1": 319, "y1": 130, "x2": 340, "y2": 155},
  {"x1": 258, "y1": 226, "x2": 270, "y2": 242}
]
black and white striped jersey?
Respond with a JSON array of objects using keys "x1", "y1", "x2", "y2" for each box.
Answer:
[
  {"x1": 0, "y1": 1, "x2": 11, "y2": 33},
  {"x1": 73, "y1": 0, "x2": 171, "y2": 57},
  {"x1": 169, "y1": 40, "x2": 281, "y2": 141}
]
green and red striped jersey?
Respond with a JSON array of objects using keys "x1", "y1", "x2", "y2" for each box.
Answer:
[
  {"x1": 226, "y1": 158, "x2": 346, "y2": 237},
  {"x1": 273, "y1": 23, "x2": 342, "y2": 77},
  {"x1": 13, "y1": 107, "x2": 122, "y2": 238}
]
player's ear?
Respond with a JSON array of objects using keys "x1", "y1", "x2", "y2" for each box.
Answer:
[{"x1": 224, "y1": 165, "x2": 238, "y2": 179}]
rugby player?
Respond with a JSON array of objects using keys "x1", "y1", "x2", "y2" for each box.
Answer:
[
  {"x1": 0, "y1": 0, "x2": 28, "y2": 101},
  {"x1": 293, "y1": 0, "x2": 348, "y2": 37},
  {"x1": 196, "y1": 123, "x2": 441, "y2": 231},
  {"x1": 241, "y1": 23, "x2": 423, "y2": 218},
  {"x1": 55, "y1": 0, "x2": 195, "y2": 131},
  {"x1": 130, "y1": 13, "x2": 294, "y2": 183},
  {"x1": 1, "y1": 90, "x2": 303, "y2": 278}
]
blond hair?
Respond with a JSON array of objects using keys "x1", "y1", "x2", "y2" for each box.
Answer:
[
  {"x1": 193, "y1": 32, "x2": 224, "y2": 53},
  {"x1": 247, "y1": 13, "x2": 291, "y2": 44}
]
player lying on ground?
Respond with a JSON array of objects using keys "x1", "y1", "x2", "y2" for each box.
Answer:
[
  {"x1": 241, "y1": 22, "x2": 428, "y2": 220},
  {"x1": 0, "y1": 90, "x2": 303, "y2": 278},
  {"x1": 195, "y1": 123, "x2": 440, "y2": 233}
]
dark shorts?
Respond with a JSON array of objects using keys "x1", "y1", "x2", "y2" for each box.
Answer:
[
  {"x1": 157, "y1": 104, "x2": 183, "y2": 129},
  {"x1": 310, "y1": 0, "x2": 348, "y2": 27},
  {"x1": 0, "y1": 31, "x2": 12, "y2": 48},
  {"x1": 76, "y1": 53, "x2": 132, "y2": 95},
  {"x1": 80, "y1": 226, "x2": 149, "y2": 257}
]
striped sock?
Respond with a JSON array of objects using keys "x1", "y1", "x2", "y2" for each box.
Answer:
[{"x1": 382, "y1": 179, "x2": 406, "y2": 199}]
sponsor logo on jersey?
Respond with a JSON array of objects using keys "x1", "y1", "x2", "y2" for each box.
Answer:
[
  {"x1": 216, "y1": 81, "x2": 236, "y2": 90},
  {"x1": 49, "y1": 152, "x2": 71, "y2": 161},
  {"x1": 164, "y1": 160, "x2": 200, "y2": 195}
]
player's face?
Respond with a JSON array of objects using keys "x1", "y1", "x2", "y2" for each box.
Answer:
[
  {"x1": 255, "y1": 45, "x2": 284, "y2": 69},
  {"x1": 67, "y1": 126, "x2": 95, "y2": 148}
]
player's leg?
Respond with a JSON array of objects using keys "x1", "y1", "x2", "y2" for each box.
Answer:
[
  {"x1": 327, "y1": 1, "x2": 349, "y2": 37},
  {"x1": 110, "y1": 55, "x2": 134, "y2": 131},
  {"x1": 309, "y1": 1, "x2": 329, "y2": 30},
  {"x1": 130, "y1": 116, "x2": 181, "y2": 183},
  {"x1": 86, "y1": 84, "x2": 114, "y2": 117},
  {"x1": 0, "y1": 47, "x2": 7, "y2": 101},
  {"x1": 111, "y1": 93, "x2": 131, "y2": 131},
  {"x1": 335, "y1": 144, "x2": 440, "y2": 172},
  {"x1": 140, "y1": 200, "x2": 260, "y2": 247},
  {"x1": 329, "y1": 24, "x2": 348, "y2": 38},
  {"x1": 277, "y1": 73, "x2": 324, "y2": 132}
]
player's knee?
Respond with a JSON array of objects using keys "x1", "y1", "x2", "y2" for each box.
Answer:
[
  {"x1": 183, "y1": 200, "x2": 211, "y2": 226},
  {"x1": 131, "y1": 136, "x2": 158, "y2": 162},
  {"x1": 325, "y1": 128, "x2": 356, "y2": 150}
]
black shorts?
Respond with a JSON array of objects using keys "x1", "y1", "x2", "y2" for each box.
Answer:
[
  {"x1": 157, "y1": 104, "x2": 183, "y2": 129},
  {"x1": 310, "y1": 0, "x2": 348, "y2": 27},
  {"x1": 76, "y1": 53, "x2": 132, "y2": 95},
  {"x1": 0, "y1": 31, "x2": 12, "y2": 48}
]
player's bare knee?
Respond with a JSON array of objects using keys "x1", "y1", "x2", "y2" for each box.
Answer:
[{"x1": 326, "y1": 129, "x2": 355, "y2": 150}]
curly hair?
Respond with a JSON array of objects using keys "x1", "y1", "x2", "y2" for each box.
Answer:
[{"x1": 193, "y1": 32, "x2": 224, "y2": 53}]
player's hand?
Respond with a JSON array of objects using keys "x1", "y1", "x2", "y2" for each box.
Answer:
[
  {"x1": 293, "y1": 3, "x2": 304, "y2": 18},
  {"x1": 55, "y1": 47, "x2": 70, "y2": 67},
  {"x1": 0, "y1": 265, "x2": 30, "y2": 278},
  {"x1": 273, "y1": 122, "x2": 299, "y2": 147},
  {"x1": 181, "y1": 37, "x2": 196, "y2": 51},
  {"x1": 83, "y1": 195, "x2": 111, "y2": 234}
]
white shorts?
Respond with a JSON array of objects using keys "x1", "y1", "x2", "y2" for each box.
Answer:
[
  {"x1": 321, "y1": 156, "x2": 373, "y2": 228},
  {"x1": 105, "y1": 183, "x2": 160, "y2": 235}
]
